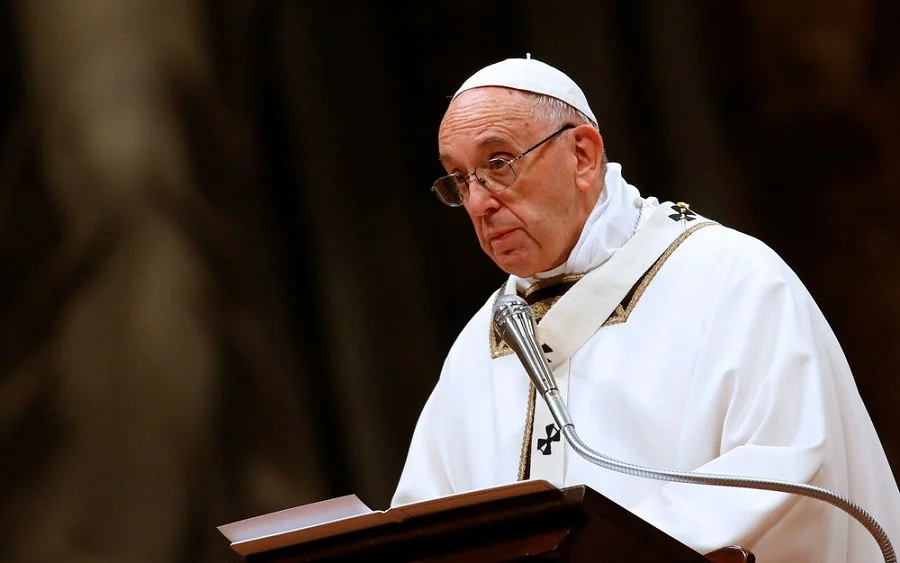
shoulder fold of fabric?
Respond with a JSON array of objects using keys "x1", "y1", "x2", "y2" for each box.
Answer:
[{"x1": 498, "y1": 203, "x2": 717, "y2": 366}]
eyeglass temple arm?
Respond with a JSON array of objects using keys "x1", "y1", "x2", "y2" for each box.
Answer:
[{"x1": 510, "y1": 123, "x2": 576, "y2": 164}]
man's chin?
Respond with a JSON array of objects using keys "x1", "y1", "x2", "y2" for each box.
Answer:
[{"x1": 492, "y1": 252, "x2": 539, "y2": 278}]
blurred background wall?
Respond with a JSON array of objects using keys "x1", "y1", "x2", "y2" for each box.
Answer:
[{"x1": 0, "y1": 1, "x2": 897, "y2": 562}]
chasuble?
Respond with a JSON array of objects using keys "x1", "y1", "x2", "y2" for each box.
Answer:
[{"x1": 392, "y1": 174, "x2": 900, "y2": 562}]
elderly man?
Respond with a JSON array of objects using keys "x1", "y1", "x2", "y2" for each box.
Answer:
[{"x1": 391, "y1": 57, "x2": 900, "y2": 561}]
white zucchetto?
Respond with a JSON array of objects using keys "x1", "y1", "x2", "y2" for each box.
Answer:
[{"x1": 453, "y1": 55, "x2": 597, "y2": 124}]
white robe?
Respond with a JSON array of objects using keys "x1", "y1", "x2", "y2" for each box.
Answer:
[{"x1": 392, "y1": 167, "x2": 900, "y2": 562}]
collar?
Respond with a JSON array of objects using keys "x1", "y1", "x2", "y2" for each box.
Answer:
[{"x1": 512, "y1": 162, "x2": 659, "y2": 294}]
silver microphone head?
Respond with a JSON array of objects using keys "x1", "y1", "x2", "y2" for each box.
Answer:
[
  {"x1": 491, "y1": 293, "x2": 558, "y2": 396},
  {"x1": 492, "y1": 294, "x2": 533, "y2": 338}
]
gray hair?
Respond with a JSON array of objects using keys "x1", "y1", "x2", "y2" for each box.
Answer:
[{"x1": 526, "y1": 93, "x2": 608, "y2": 170}]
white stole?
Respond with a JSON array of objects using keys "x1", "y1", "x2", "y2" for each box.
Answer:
[{"x1": 501, "y1": 202, "x2": 716, "y2": 485}]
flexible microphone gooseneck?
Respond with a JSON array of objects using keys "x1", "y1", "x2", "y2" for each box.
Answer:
[{"x1": 492, "y1": 293, "x2": 895, "y2": 563}]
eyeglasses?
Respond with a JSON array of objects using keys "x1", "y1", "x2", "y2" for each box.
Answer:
[{"x1": 431, "y1": 124, "x2": 576, "y2": 207}]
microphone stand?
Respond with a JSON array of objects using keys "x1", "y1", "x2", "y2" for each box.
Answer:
[{"x1": 492, "y1": 294, "x2": 896, "y2": 563}]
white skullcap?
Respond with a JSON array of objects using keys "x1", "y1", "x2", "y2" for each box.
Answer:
[{"x1": 452, "y1": 54, "x2": 597, "y2": 124}]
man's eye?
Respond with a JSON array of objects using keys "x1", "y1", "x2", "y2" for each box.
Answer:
[{"x1": 486, "y1": 158, "x2": 510, "y2": 171}]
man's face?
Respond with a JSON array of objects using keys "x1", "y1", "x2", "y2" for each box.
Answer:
[{"x1": 438, "y1": 88, "x2": 585, "y2": 277}]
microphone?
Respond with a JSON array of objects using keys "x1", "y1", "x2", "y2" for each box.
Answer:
[
  {"x1": 491, "y1": 294, "x2": 573, "y2": 429},
  {"x1": 491, "y1": 293, "x2": 895, "y2": 563}
]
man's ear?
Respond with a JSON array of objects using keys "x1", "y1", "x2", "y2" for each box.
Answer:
[{"x1": 572, "y1": 125, "x2": 604, "y2": 193}]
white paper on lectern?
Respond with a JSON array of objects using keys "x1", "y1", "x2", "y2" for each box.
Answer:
[
  {"x1": 217, "y1": 479, "x2": 557, "y2": 556},
  {"x1": 217, "y1": 494, "x2": 374, "y2": 544}
]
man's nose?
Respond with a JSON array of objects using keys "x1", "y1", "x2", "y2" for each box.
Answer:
[{"x1": 464, "y1": 176, "x2": 500, "y2": 216}]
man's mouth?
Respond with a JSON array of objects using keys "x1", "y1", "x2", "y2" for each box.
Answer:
[{"x1": 488, "y1": 228, "x2": 518, "y2": 244}]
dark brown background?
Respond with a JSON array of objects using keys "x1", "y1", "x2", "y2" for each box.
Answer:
[{"x1": 0, "y1": 1, "x2": 898, "y2": 562}]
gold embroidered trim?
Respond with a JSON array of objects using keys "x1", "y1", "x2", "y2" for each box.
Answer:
[
  {"x1": 517, "y1": 382, "x2": 537, "y2": 481},
  {"x1": 488, "y1": 287, "x2": 509, "y2": 359},
  {"x1": 602, "y1": 221, "x2": 715, "y2": 327},
  {"x1": 489, "y1": 331, "x2": 509, "y2": 359},
  {"x1": 522, "y1": 273, "x2": 585, "y2": 300}
]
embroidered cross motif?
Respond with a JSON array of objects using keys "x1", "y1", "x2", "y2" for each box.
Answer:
[
  {"x1": 541, "y1": 342, "x2": 554, "y2": 363},
  {"x1": 668, "y1": 202, "x2": 696, "y2": 222},
  {"x1": 537, "y1": 423, "x2": 561, "y2": 455}
]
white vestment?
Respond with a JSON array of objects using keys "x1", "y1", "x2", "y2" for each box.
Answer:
[{"x1": 392, "y1": 164, "x2": 900, "y2": 562}]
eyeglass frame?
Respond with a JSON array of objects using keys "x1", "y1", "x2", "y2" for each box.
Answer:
[{"x1": 431, "y1": 123, "x2": 577, "y2": 207}]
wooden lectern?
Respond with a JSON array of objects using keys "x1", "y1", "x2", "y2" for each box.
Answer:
[{"x1": 231, "y1": 485, "x2": 753, "y2": 563}]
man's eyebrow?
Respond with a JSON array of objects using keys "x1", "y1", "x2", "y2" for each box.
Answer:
[
  {"x1": 476, "y1": 135, "x2": 515, "y2": 150},
  {"x1": 438, "y1": 135, "x2": 515, "y2": 163}
]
